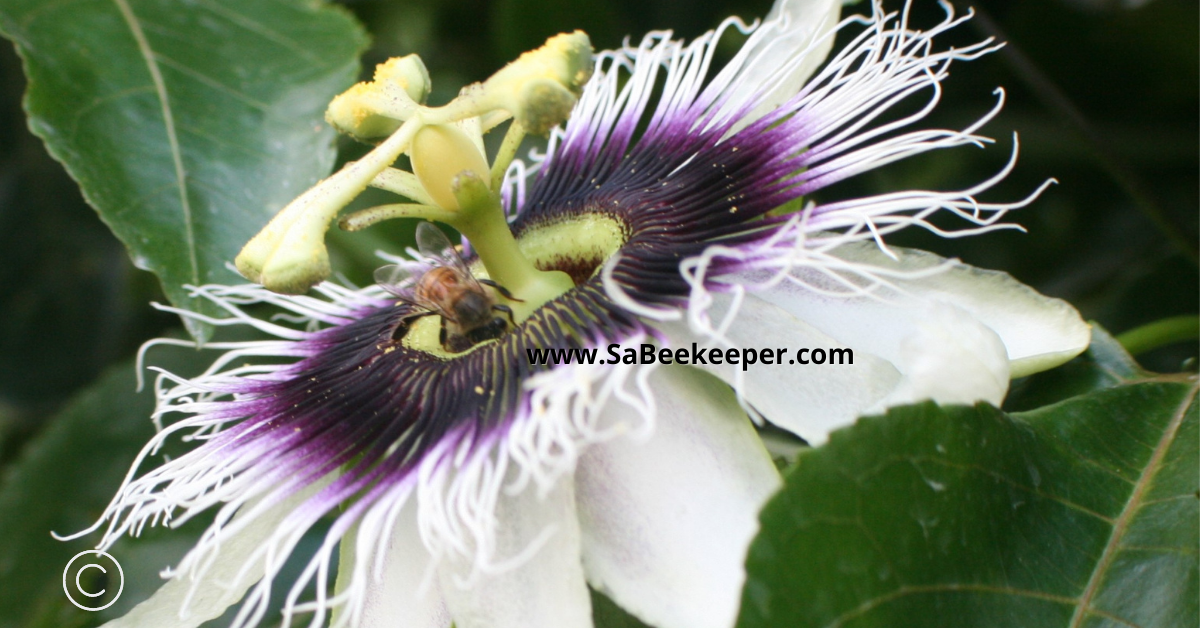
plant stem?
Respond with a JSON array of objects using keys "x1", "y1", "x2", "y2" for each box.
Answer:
[{"x1": 1116, "y1": 315, "x2": 1200, "y2": 356}]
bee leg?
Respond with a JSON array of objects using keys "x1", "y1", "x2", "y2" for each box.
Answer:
[
  {"x1": 492, "y1": 304, "x2": 517, "y2": 326},
  {"x1": 401, "y1": 310, "x2": 436, "y2": 323},
  {"x1": 479, "y1": 279, "x2": 524, "y2": 302},
  {"x1": 446, "y1": 332, "x2": 474, "y2": 353},
  {"x1": 393, "y1": 310, "x2": 435, "y2": 341},
  {"x1": 439, "y1": 319, "x2": 449, "y2": 349}
]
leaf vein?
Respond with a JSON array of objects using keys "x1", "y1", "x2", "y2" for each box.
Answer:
[
  {"x1": 1066, "y1": 383, "x2": 1199, "y2": 628},
  {"x1": 1138, "y1": 493, "x2": 1198, "y2": 507},
  {"x1": 16, "y1": 0, "x2": 90, "y2": 32},
  {"x1": 177, "y1": 124, "x2": 272, "y2": 159},
  {"x1": 898, "y1": 455, "x2": 1117, "y2": 525},
  {"x1": 151, "y1": 53, "x2": 271, "y2": 111},
  {"x1": 66, "y1": 85, "x2": 158, "y2": 140},
  {"x1": 1118, "y1": 544, "x2": 1197, "y2": 555},
  {"x1": 196, "y1": 0, "x2": 325, "y2": 65},
  {"x1": 1053, "y1": 437, "x2": 1140, "y2": 485},
  {"x1": 111, "y1": 0, "x2": 199, "y2": 287},
  {"x1": 822, "y1": 583, "x2": 1145, "y2": 628}
]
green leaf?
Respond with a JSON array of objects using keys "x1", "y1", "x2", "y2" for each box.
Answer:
[
  {"x1": 1005, "y1": 324, "x2": 1148, "y2": 412},
  {"x1": 0, "y1": 345, "x2": 213, "y2": 628},
  {"x1": 738, "y1": 379, "x2": 1198, "y2": 628},
  {"x1": 592, "y1": 588, "x2": 654, "y2": 628},
  {"x1": 0, "y1": 0, "x2": 367, "y2": 341}
]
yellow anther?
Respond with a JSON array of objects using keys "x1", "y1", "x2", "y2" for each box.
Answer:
[
  {"x1": 375, "y1": 55, "x2": 432, "y2": 103},
  {"x1": 238, "y1": 33, "x2": 595, "y2": 299},
  {"x1": 326, "y1": 55, "x2": 431, "y2": 141},
  {"x1": 479, "y1": 31, "x2": 594, "y2": 134},
  {"x1": 487, "y1": 31, "x2": 594, "y2": 97}
]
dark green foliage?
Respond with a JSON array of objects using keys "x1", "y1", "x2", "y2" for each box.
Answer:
[
  {"x1": 0, "y1": 350, "x2": 212, "y2": 628},
  {"x1": 739, "y1": 374, "x2": 1197, "y2": 628},
  {"x1": 0, "y1": 0, "x2": 367, "y2": 342}
]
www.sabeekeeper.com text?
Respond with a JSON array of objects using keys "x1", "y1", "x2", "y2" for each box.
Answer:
[{"x1": 527, "y1": 343, "x2": 852, "y2": 371}]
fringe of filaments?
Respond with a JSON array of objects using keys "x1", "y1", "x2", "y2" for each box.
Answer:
[
  {"x1": 297, "y1": 334, "x2": 659, "y2": 628},
  {"x1": 588, "y1": 2, "x2": 1048, "y2": 411},
  {"x1": 65, "y1": 277, "x2": 664, "y2": 628}
]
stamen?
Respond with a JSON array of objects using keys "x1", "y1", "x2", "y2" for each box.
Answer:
[
  {"x1": 338, "y1": 203, "x2": 455, "y2": 232},
  {"x1": 490, "y1": 121, "x2": 527, "y2": 189},
  {"x1": 367, "y1": 167, "x2": 437, "y2": 206},
  {"x1": 236, "y1": 33, "x2": 596, "y2": 296},
  {"x1": 235, "y1": 116, "x2": 424, "y2": 294}
]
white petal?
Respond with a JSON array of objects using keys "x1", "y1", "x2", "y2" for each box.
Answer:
[
  {"x1": 876, "y1": 300, "x2": 1011, "y2": 408},
  {"x1": 353, "y1": 505, "x2": 451, "y2": 628},
  {"x1": 575, "y1": 365, "x2": 781, "y2": 628},
  {"x1": 739, "y1": 0, "x2": 844, "y2": 114},
  {"x1": 437, "y1": 472, "x2": 592, "y2": 628},
  {"x1": 100, "y1": 486, "x2": 319, "y2": 628},
  {"x1": 823, "y1": 241, "x2": 1090, "y2": 377},
  {"x1": 658, "y1": 294, "x2": 901, "y2": 444},
  {"x1": 736, "y1": 266, "x2": 1012, "y2": 410},
  {"x1": 722, "y1": 0, "x2": 842, "y2": 131}
]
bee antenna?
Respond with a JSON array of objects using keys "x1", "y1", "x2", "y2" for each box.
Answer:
[
  {"x1": 492, "y1": 304, "x2": 517, "y2": 326},
  {"x1": 479, "y1": 279, "x2": 523, "y2": 302}
]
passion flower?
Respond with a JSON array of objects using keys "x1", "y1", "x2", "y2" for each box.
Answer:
[{"x1": 75, "y1": 2, "x2": 1089, "y2": 627}]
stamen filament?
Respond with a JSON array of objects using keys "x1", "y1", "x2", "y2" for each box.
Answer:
[
  {"x1": 337, "y1": 203, "x2": 454, "y2": 232},
  {"x1": 236, "y1": 117, "x2": 423, "y2": 293},
  {"x1": 369, "y1": 167, "x2": 436, "y2": 206},
  {"x1": 490, "y1": 121, "x2": 527, "y2": 189}
]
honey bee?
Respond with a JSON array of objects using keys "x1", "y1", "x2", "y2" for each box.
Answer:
[{"x1": 375, "y1": 222, "x2": 520, "y2": 353}]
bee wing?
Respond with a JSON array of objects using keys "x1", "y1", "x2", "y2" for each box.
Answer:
[
  {"x1": 374, "y1": 263, "x2": 438, "y2": 311},
  {"x1": 415, "y1": 222, "x2": 477, "y2": 283},
  {"x1": 374, "y1": 263, "x2": 416, "y2": 295}
]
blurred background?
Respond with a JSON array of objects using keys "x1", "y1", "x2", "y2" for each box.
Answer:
[{"x1": 0, "y1": 0, "x2": 1194, "y2": 625}]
